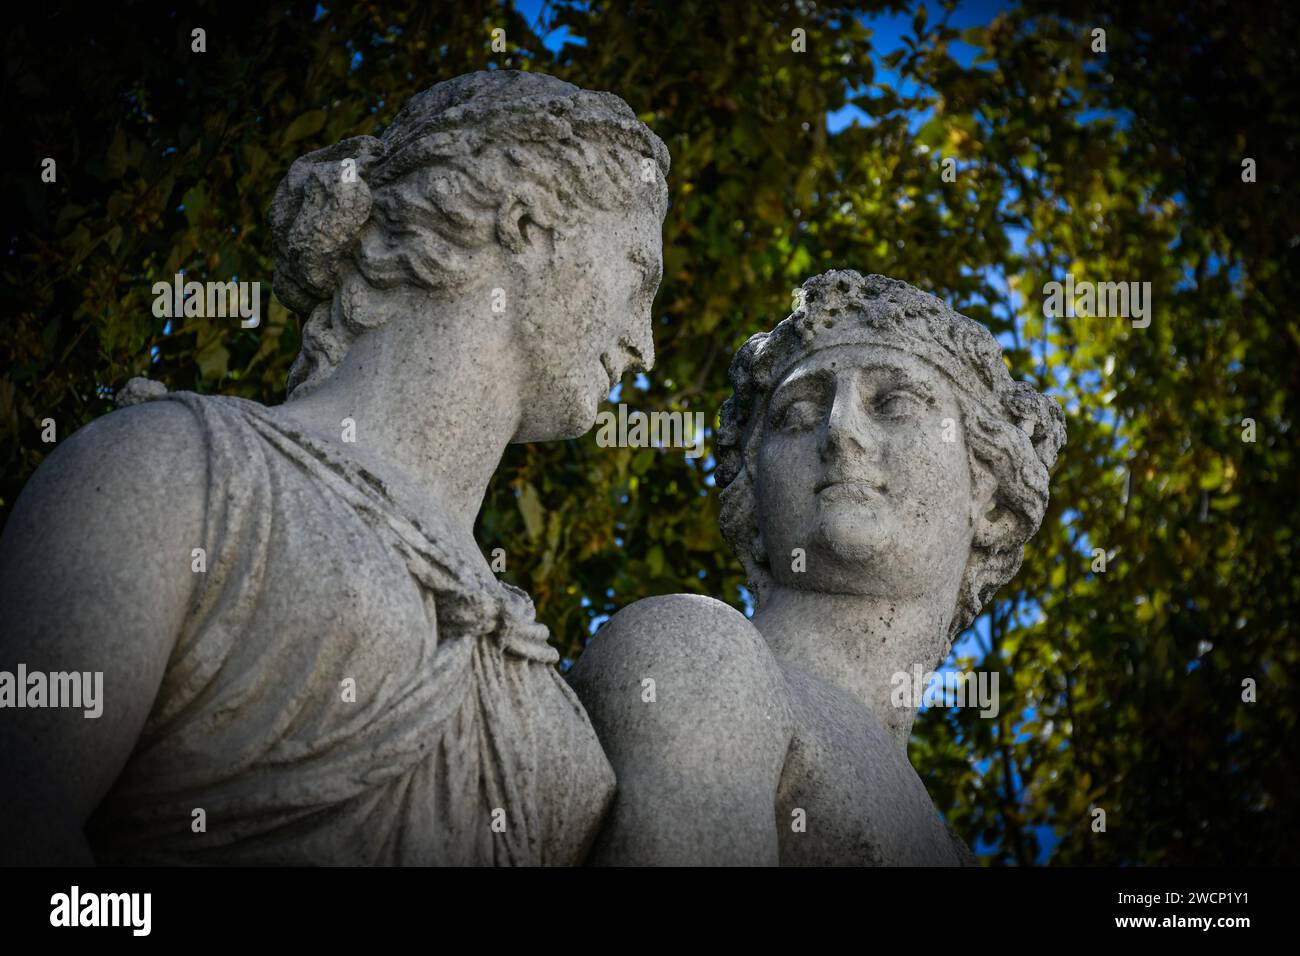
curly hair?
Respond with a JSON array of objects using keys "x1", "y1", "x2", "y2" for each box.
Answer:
[
  {"x1": 269, "y1": 70, "x2": 671, "y2": 398},
  {"x1": 716, "y1": 270, "x2": 1066, "y2": 647}
]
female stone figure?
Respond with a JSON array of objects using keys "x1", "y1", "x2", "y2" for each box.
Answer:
[
  {"x1": 571, "y1": 270, "x2": 1065, "y2": 865},
  {"x1": 0, "y1": 70, "x2": 668, "y2": 865}
]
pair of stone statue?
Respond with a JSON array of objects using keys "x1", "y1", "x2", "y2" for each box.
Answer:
[{"x1": 0, "y1": 71, "x2": 1064, "y2": 866}]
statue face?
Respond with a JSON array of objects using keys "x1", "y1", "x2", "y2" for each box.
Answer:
[
  {"x1": 511, "y1": 205, "x2": 662, "y2": 442},
  {"x1": 754, "y1": 343, "x2": 984, "y2": 603}
]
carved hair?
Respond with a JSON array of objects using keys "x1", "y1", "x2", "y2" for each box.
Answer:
[
  {"x1": 270, "y1": 70, "x2": 671, "y2": 398},
  {"x1": 716, "y1": 270, "x2": 1066, "y2": 646}
]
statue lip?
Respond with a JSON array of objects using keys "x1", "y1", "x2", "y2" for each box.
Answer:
[{"x1": 815, "y1": 478, "x2": 887, "y2": 501}]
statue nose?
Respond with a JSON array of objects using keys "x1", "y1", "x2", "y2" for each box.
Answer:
[
  {"x1": 620, "y1": 328, "x2": 654, "y2": 375},
  {"x1": 820, "y1": 388, "x2": 880, "y2": 463}
]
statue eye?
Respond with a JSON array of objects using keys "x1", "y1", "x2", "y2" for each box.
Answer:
[
  {"x1": 627, "y1": 250, "x2": 661, "y2": 298},
  {"x1": 775, "y1": 399, "x2": 822, "y2": 431},
  {"x1": 875, "y1": 390, "x2": 928, "y2": 418},
  {"x1": 636, "y1": 266, "x2": 660, "y2": 300}
]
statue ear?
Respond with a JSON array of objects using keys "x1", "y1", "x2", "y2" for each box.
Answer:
[
  {"x1": 497, "y1": 197, "x2": 549, "y2": 254},
  {"x1": 970, "y1": 459, "x2": 1018, "y2": 549}
]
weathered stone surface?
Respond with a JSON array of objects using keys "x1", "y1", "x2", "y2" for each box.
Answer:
[
  {"x1": 0, "y1": 70, "x2": 669, "y2": 865},
  {"x1": 571, "y1": 270, "x2": 1065, "y2": 865}
]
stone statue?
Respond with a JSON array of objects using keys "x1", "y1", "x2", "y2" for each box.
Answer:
[
  {"x1": 571, "y1": 270, "x2": 1065, "y2": 865},
  {"x1": 0, "y1": 70, "x2": 669, "y2": 865}
]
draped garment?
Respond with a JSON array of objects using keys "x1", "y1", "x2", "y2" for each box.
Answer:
[{"x1": 87, "y1": 391, "x2": 614, "y2": 865}]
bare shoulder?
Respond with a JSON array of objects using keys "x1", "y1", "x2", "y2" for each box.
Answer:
[
  {"x1": 0, "y1": 399, "x2": 214, "y2": 856},
  {"x1": 36, "y1": 397, "x2": 208, "y2": 492},
  {"x1": 570, "y1": 593, "x2": 794, "y2": 745},
  {"x1": 571, "y1": 594, "x2": 795, "y2": 864},
  {"x1": 0, "y1": 398, "x2": 210, "y2": 649}
]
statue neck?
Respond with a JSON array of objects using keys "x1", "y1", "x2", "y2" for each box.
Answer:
[
  {"x1": 274, "y1": 296, "x2": 522, "y2": 538},
  {"x1": 753, "y1": 585, "x2": 955, "y2": 752}
]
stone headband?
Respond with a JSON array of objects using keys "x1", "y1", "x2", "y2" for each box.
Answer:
[{"x1": 743, "y1": 271, "x2": 1055, "y2": 460}]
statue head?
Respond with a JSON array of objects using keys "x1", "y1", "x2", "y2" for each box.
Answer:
[
  {"x1": 269, "y1": 70, "x2": 670, "y2": 441},
  {"x1": 717, "y1": 270, "x2": 1065, "y2": 653}
]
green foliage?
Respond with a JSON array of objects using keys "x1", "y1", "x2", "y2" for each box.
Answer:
[{"x1": 3, "y1": 0, "x2": 1296, "y2": 864}]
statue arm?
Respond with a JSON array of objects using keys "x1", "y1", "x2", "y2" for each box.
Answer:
[
  {"x1": 569, "y1": 594, "x2": 795, "y2": 865},
  {"x1": 0, "y1": 401, "x2": 206, "y2": 864}
]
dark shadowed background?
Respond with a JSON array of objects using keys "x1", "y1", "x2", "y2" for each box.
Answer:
[{"x1": 3, "y1": 0, "x2": 1298, "y2": 864}]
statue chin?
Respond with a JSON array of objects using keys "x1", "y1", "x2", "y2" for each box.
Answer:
[
  {"x1": 815, "y1": 500, "x2": 897, "y2": 563},
  {"x1": 512, "y1": 379, "x2": 603, "y2": 443}
]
